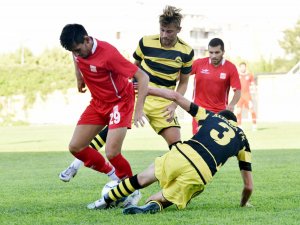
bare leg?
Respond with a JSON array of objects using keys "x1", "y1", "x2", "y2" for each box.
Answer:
[
  {"x1": 160, "y1": 127, "x2": 181, "y2": 148},
  {"x1": 236, "y1": 106, "x2": 242, "y2": 126},
  {"x1": 105, "y1": 127, "x2": 127, "y2": 159},
  {"x1": 137, "y1": 163, "x2": 158, "y2": 187},
  {"x1": 59, "y1": 126, "x2": 109, "y2": 181},
  {"x1": 69, "y1": 124, "x2": 114, "y2": 174},
  {"x1": 69, "y1": 124, "x2": 104, "y2": 153},
  {"x1": 249, "y1": 100, "x2": 257, "y2": 128}
]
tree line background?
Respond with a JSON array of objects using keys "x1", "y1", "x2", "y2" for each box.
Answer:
[{"x1": 0, "y1": 20, "x2": 299, "y2": 111}]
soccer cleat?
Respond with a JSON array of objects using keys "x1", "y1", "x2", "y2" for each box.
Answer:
[
  {"x1": 59, "y1": 166, "x2": 77, "y2": 182},
  {"x1": 87, "y1": 198, "x2": 108, "y2": 210},
  {"x1": 122, "y1": 190, "x2": 142, "y2": 208},
  {"x1": 123, "y1": 200, "x2": 162, "y2": 215}
]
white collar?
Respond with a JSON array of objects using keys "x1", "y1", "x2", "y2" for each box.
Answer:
[
  {"x1": 209, "y1": 58, "x2": 225, "y2": 66},
  {"x1": 91, "y1": 37, "x2": 97, "y2": 54}
]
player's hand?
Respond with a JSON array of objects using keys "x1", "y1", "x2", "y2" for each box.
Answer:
[
  {"x1": 77, "y1": 79, "x2": 87, "y2": 93},
  {"x1": 163, "y1": 102, "x2": 177, "y2": 123},
  {"x1": 133, "y1": 110, "x2": 148, "y2": 128}
]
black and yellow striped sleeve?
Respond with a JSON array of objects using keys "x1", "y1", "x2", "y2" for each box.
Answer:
[
  {"x1": 188, "y1": 102, "x2": 209, "y2": 123},
  {"x1": 180, "y1": 47, "x2": 194, "y2": 74},
  {"x1": 133, "y1": 38, "x2": 144, "y2": 62},
  {"x1": 237, "y1": 140, "x2": 252, "y2": 171}
]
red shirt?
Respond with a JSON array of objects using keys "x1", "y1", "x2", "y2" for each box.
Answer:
[
  {"x1": 74, "y1": 38, "x2": 138, "y2": 103},
  {"x1": 192, "y1": 57, "x2": 241, "y2": 113},
  {"x1": 239, "y1": 73, "x2": 254, "y2": 98}
]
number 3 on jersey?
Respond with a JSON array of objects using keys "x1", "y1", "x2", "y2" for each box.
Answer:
[
  {"x1": 109, "y1": 105, "x2": 121, "y2": 125},
  {"x1": 210, "y1": 122, "x2": 235, "y2": 146}
]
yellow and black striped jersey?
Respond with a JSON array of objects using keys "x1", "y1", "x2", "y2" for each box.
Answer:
[
  {"x1": 133, "y1": 34, "x2": 194, "y2": 90},
  {"x1": 182, "y1": 103, "x2": 251, "y2": 183}
]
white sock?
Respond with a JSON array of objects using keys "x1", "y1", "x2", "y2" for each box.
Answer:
[
  {"x1": 107, "y1": 168, "x2": 120, "y2": 181},
  {"x1": 70, "y1": 158, "x2": 84, "y2": 170}
]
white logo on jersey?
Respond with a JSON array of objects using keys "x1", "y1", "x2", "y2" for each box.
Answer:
[
  {"x1": 90, "y1": 65, "x2": 97, "y2": 72},
  {"x1": 175, "y1": 56, "x2": 182, "y2": 63},
  {"x1": 220, "y1": 73, "x2": 226, "y2": 79},
  {"x1": 201, "y1": 69, "x2": 209, "y2": 74}
]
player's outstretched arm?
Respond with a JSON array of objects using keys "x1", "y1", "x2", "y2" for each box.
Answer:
[
  {"x1": 148, "y1": 87, "x2": 191, "y2": 112},
  {"x1": 240, "y1": 170, "x2": 253, "y2": 207},
  {"x1": 163, "y1": 73, "x2": 190, "y2": 122},
  {"x1": 133, "y1": 68, "x2": 149, "y2": 127}
]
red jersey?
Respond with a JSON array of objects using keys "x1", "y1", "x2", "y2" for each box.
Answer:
[
  {"x1": 192, "y1": 57, "x2": 241, "y2": 113},
  {"x1": 74, "y1": 38, "x2": 138, "y2": 103},
  {"x1": 239, "y1": 73, "x2": 254, "y2": 98}
]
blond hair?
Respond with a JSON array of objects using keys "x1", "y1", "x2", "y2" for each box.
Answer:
[{"x1": 159, "y1": 5, "x2": 182, "y2": 28}]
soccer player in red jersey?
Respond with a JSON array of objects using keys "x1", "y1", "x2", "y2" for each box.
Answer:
[
  {"x1": 59, "y1": 6, "x2": 194, "y2": 182},
  {"x1": 236, "y1": 62, "x2": 257, "y2": 130},
  {"x1": 191, "y1": 38, "x2": 241, "y2": 134},
  {"x1": 59, "y1": 24, "x2": 149, "y2": 181}
]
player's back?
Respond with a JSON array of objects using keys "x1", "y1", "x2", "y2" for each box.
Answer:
[{"x1": 185, "y1": 113, "x2": 246, "y2": 175}]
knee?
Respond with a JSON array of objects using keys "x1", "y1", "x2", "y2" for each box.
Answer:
[
  {"x1": 105, "y1": 149, "x2": 120, "y2": 160},
  {"x1": 68, "y1": 142, "x2": 82, "y2": 154},
  {"x1": 105, "y1": 145, "x2": 121, "y2": 160},
  {"x1": 106, "y1": 152, "x2": 117, "y2": 160}
]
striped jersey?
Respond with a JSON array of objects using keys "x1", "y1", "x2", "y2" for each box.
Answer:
[
  {"x1": 181, "y1": 103, "x2": 251, "y2": 184},
  {"x1": 74, "y1": 38, "x2": 138, "y2": 103},
  {"x1": 133, "y1": 34, "x2": 194, "y2": 90}
]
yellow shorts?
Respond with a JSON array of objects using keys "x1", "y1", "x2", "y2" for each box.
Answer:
[
  {"x1": 154, "y1": 144, "x2": 205, "y2": 209},
  {"x1": 144, "y1": 96, "x2": 180, "y2": 134}
]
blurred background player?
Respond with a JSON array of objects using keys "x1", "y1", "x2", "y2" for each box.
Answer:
[
  {"x1": 87, "y1": 87, "x2": 253, "y2": 214},
  {"x1": 191, "y1": 38, "x2": 241, "y2": 134},
  {"x1": 59, "y1": 5, "x2": 194, "y2": 181},
  {"x1": 236, "y1": 62, "x2": 257, "y2": 130}
]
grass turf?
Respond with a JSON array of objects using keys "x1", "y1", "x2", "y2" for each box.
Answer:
[
  {"x1": 0, "y1": 122, "x2": 300, "y2": 224},
  {"x1": 0, "y1": 150, "x2": 299, "y2": 225}
]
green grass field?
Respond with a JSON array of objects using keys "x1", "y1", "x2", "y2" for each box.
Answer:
[{"x1": 0, "y1": 122, "x2": 300, "y2": 224}]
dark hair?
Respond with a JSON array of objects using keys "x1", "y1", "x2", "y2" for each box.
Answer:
[
  {"x1": 218, "y1": 110, "x2": 237, "y2": 122},
  {"x1": 159, "y1": 5, "x2": 182, "y2": 28},
  {"x1": 60, "y1": 24, "x2": 88, "y2": 51},
  {"x1": 208, "y1": 38, "x2": 225, "y2": 51}
]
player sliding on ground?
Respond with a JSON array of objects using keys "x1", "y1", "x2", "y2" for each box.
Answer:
[{"x1": 87, "y1": 87, "x2": 254, "y2": 214}]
